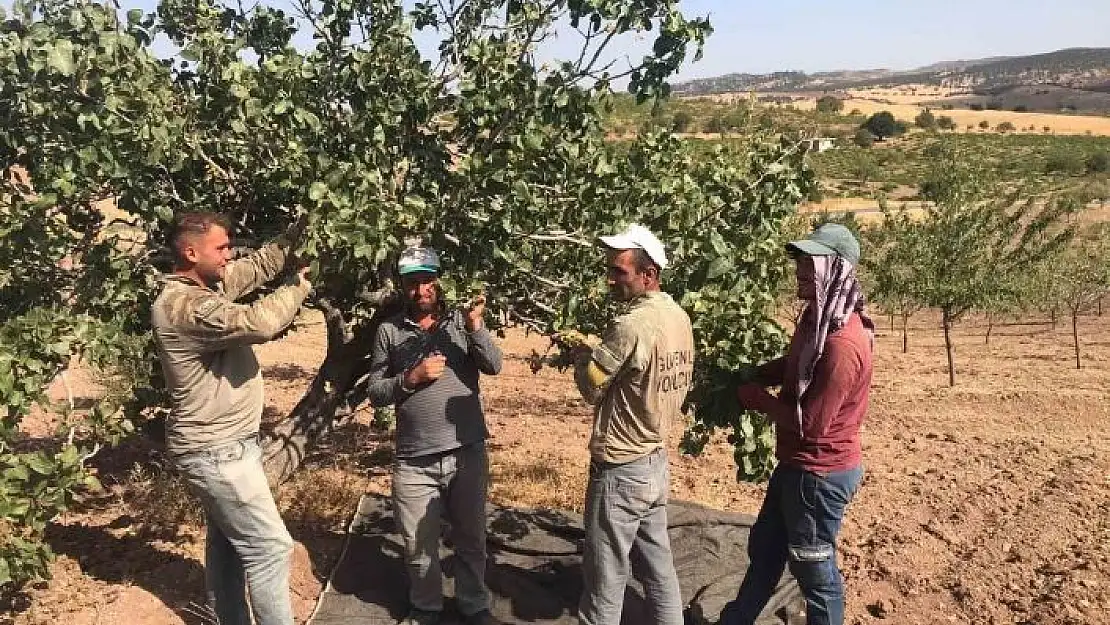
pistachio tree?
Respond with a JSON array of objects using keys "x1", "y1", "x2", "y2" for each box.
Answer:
[
  {"x1": 868, "y1": 206, "x2": 927, "y2": 353},
  {"x1": 0, "y1": 0, "x2": 814, "y2": 584},
  {"x1": 914, "y1": 146, "x2": 1075, "y2": 386},
  {"x1": 1038, "y1": 226, "x2": 1110, "y2": 369}
]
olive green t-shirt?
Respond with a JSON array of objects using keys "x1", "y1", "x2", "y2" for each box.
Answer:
[{"x1": 587, "y1": 291, "x2": 695, "y2": 464}]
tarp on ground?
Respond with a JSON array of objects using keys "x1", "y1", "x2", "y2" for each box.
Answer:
[{"x1": 308, "y1": 493, "x2": 804, "y2": 625}]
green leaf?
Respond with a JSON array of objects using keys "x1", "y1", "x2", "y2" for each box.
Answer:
[
  {"x1": 47, "y1": 41, "x2": 75, "y2": 77},
  {"x1": 25, "y1": 454, "x2": 53, "y2": 475},
  {"x1": 308, "y1": 182, "x2": 328, "y2": 201},
  {"x1": 706, "y1": 257, "x2": 731, "y2": 280},
  {"x1": 403, "y1": 196, "x2": 426, "y2": 211},
  {"x1": 4, "y1": 465, "x2": 29, "y2": 482},
  {"x1": 58, "y1": 446, "x2": 79, "y2": 467},
  {"x1": 127, "y1": 9, "x2": 143, "y2": 25}
]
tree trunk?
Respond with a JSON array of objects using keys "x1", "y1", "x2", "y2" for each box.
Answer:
[
  {"x1": 261, "y1": 298, "x2": 399, "y2": 484},
  {"x1": 985, "y1": 314, "x2": 993, "y2": 346},
  {"x1": 1073, "y1": 311, "x2": 1082, "y2": 370},
  {"x1": 901, "y1": 313, "x2": 909, "y2": 354},
  {"x1": 889, "y1": 312, "x2": 895, "y2": 332},
  {"x1": 1050, "y1": 308, "x2": 1057, "y2": 330},
  {"x1": 942, "y1": 309, "x2": 956, "y2": 387},
  {"x1": 1099, "y1": 297, "x2": 1103, "y2": 317}
]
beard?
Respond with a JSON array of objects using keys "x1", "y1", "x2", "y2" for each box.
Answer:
[{"x1": 407, "y1": 291, "x2": 441, "y2": 316}]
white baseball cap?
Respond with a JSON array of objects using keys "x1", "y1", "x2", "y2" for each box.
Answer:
[{"x1": 599, "y1": 224, "x2": 668, "y2": 269}]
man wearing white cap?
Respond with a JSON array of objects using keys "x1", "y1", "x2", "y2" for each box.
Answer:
[
  {"x1": 572, "y1": 224, "x2": 695, "y2": 625},
  {"x1": 359, "y1": 243, "x2": 502, "y2": 625}
]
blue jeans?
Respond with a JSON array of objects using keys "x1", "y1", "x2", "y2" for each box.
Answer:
[
  {"x1": 721, "y1": 464, "x2": 863, "y2": 625},
  {"x1": 578, "y1": 448, "x2": 683, "y2": 625},
  {"x1": 174, "y1": 437, "x2": 295, "y2": 625},
  {"x1": 392, "y1": 442, "x2": 491, "y2": 616}
]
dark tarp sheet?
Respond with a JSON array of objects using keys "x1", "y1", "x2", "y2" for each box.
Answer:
[{"x1": 308, "y1": 494, "x2": 804, "y2": 625}]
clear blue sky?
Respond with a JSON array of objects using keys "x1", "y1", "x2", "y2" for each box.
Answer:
[
  {"x1": 673, "y1": 0, "x2": 1110, "y2": 80},
  {"x1": 31, "y1": 0, "x2": 1110, "y2": 80}
]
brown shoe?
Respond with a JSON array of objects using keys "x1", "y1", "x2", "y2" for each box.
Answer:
[{"x1": 464, "y1": 609, "x2": 501, "y2": 625}]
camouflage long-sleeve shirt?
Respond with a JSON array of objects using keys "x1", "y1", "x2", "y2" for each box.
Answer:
[{"x1": 151, "y1": 240, "x2": 311, "y2": 456}]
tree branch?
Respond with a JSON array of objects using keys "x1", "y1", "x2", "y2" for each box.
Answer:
[
  {"x1": 578, "y1": 28, "x2": 617, "y2": 76},
  {"x1": 316, "y1": 297, "x2": 352, "y2": 354},
  {"x1": 509, "y1": 309, "x2": 547, "y2": 335},
  {"x1": 184, "y1": 139, "x2": 233, "y2": 180},
  {"x1": 516, "y1": 230, "x2": 592, "y2": 246},
  {"x1": 159, "y1": 164, "x2": 187, "y2": 206},
  {"x1": 531, "y1": 274, "x2": 570, "y2": 290},
  {"x1": 696, "y1": 138, "x2": 809, "y2": 227}
]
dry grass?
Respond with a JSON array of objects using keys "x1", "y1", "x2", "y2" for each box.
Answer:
[
  {"x1": 788, "y1": 93, "x2": 1110, "y2": 136},
  {"x1": 279, "y1": 466, "x2": 370, "y2": 533},
  {"x1": 119, "y1": 462, "x2": 205, "y2": 535},
  {"x1": 847, "y1": 85, "x2": 968, "y2": 104},
  {"x1": 490, "y1": 451, "x2": 586, "y2": 512}
]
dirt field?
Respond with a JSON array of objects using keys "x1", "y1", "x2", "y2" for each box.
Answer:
[
  {"x1": 749, "y1": 88, "x2": 1110, "y2": 136},
  {"x1": 6, "y1": 307, "x2": 1110, "y2": 625}
]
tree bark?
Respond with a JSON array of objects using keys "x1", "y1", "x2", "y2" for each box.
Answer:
[
  {"x1": 901, "y1": 313, "x2": 909, "y2": 353},
  {"x1": 1073, "y1": 311, "x2": 1082, "y2": 370},
  {"x1": 985, "y1": 314, "x2": 993, "y2": 346},
  {"x1": 261, "y1": 298, "x2": 400, "y2": 485},
  {"x1": 942, "y1": 309, "x2": 956, "y2": 387}
]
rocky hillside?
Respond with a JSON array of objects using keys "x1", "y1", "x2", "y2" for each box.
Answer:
[{"x1": 675, "y1": 47, "x2": 1110, "y2": 95}]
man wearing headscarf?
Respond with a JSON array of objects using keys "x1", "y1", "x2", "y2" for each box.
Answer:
[{"x1": 720, "y1": 223, "x2": 875, "y2": 625}]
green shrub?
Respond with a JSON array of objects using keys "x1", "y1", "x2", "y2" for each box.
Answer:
[{"x1": 1086, "y1": 152, "x2": 1110, "y2": 174}]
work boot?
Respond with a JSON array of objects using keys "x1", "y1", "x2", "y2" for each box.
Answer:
[{"x1": 398, "y1": 608, "x2": 441, "y2": 625}]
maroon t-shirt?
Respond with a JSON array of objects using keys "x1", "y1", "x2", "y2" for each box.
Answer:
[{"x1": 756, "y1": 312, "x2": 872, "y2": 474}]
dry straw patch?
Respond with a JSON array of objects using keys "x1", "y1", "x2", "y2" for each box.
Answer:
[
  {"x1": 791, "y1": 94, "x2": 1110, "y2": 136},
  {"x1": 490, "y1": 450, "x2": 587, "y2": 512}
]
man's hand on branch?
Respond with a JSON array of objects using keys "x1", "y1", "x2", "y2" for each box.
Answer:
[
  {"x1": 296, "y1": 265, "x2": 312, "y2": 288},
  {"x1": 465, "y1": 293, "x2": 487, "y2": 332},
  {"x1": 736, "y1": 383, "x2": 774, "y2": 414},
  {"x1": 284, "y1": 212, "x2": 309, "y2": 244}
]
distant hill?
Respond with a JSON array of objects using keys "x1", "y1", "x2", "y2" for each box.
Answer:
[{"x1": 674, "y1": 47, "x2": 1110, "y2": 96}]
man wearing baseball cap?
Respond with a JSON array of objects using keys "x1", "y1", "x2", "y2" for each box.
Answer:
[
  {"x1": 359, "y1": 242, "x2": 503, "y2": 625},
  {"x1": 721, "y1": 223, "x2": 874, "y2": 625},
  {"x1": 572, "y1": 224, "x2": 695, "y2": 625}
]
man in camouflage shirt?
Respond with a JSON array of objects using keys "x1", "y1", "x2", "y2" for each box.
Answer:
[{"x1": 151, "y1": 212, "x2": 311, "y2": 625}]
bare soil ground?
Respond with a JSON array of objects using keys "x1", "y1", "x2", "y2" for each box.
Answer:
[
  {"x1": 748, "y1": 89, "x2": 1110, "y2": 136},
  {"x1": 6, "y1": 309, "x2": 1110, "y2": 625}
]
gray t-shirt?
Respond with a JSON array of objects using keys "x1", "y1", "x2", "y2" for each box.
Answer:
[{"x1": 362, "y1": 309, "x2": 502, "y2": 458}]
